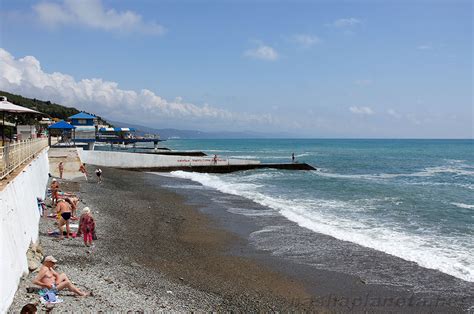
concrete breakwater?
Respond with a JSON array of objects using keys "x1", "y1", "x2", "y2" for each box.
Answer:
[
  {"x1": 0, "y1": 149, "x2": 49, "y2": 312},
  {"x1": 134, "y1": 162, "x2": 316, "y2": 173},
  {"x1": 78, "y1": 149, "x2": 260, "y2": 168}
]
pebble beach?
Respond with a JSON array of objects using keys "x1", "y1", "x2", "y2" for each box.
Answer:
[
  {"x1": 10, "y1": 167, "x2": 318, "y2": 311},
  {"x1": 10, "y1": 165, "x2": 472, "y2": 312}
]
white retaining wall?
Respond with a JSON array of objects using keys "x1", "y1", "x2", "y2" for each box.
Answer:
[
  {"x1": 0, "y1": 149, "x2": 50, "y2": 313},
  {"x1": 78, "y1": 149, "x2": 260, "y2": 168}
]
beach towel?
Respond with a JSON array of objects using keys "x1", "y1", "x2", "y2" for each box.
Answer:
[
  {"x1": 39, "y1": 296, "x2": 63, "y2": 304},
  {"x1": 37, "y1": 197, "x2": 46, "y2": 216},
  {"x1": 47, "y1": 231, "x2": 77, "y2": 238}
]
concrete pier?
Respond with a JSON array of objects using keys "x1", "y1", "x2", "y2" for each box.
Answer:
[{"x1": 78, "y1": 149, "x2": 316, "y2": 173}]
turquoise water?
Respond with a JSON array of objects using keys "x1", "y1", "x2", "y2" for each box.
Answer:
[{"x1": 163, "y1": 139, "x2": 473, "y2": 282}]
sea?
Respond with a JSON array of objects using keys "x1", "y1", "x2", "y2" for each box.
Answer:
[{"x1": 159, "y1": 139, "x2": 473, "y2": 287}]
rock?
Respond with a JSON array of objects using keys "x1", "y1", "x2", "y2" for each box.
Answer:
[
  {"x1": 131, "y1": 262, "x2": 140, "y2": 267},
  {"x1": 28, "y1": 258, "x2": 41, "y2": 272}
]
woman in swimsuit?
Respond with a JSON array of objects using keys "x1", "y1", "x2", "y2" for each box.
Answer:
[{"x1": 58, "y1": 161, "x2": 64, "y2": 179}]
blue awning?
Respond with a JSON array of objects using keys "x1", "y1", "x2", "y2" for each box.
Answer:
[{"x1": 48, "y1": 120, "x2": 75, "y2": 129}]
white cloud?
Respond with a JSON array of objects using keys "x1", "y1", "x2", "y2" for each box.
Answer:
[
  {"x1": 244, "y1": 43, "x2": 279, "y2": 61},
  {"x1": 349, "y1": 106, "x2": 374, "y2": 115},
  {"x1": 326, "y1": 18, "x2": 361, "y2": 28},
  {"x1": 0, "y1": 48, "x2": 278, "y2": 127},
  {"x1": 33, "y1": 0, "x2": 165, "y2": 35},
  {"x1": 291, "y1": 34, "x2": 321, "y2": 47},
  {"x1": 387, "y1": 109, "x2": 401, "y2": 119}
]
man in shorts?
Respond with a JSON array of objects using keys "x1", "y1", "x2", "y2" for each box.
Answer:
[{"x1": 56, "y1": 199, "x2": 72, "y2": 239}]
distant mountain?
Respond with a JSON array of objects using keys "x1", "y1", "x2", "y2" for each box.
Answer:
[
  {"x1": 110, "y1": 120, "x2": 291, "y2": 139},
  {"x1": 0, "y1": 90, "x2": 290, "y2": 139}
]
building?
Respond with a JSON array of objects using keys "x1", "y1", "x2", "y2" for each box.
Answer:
[
  {"x1": 68, "y1": 112, "x2": 97, "y2": 142},
  {"x1": 97, "y1": 127, "x2": 136, "y2": 140},
  {"x1": 16, "y1": 125, "x2": 37, "y2": 140}
]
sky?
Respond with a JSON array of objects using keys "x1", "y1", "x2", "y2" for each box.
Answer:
[{"x1": 0, "y1": 0, "x2": 472, "y2": 138}]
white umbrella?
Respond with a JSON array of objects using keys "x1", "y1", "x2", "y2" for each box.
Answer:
[
  {"x1": 0, "y1": 96, "x2": 42, "y2": 143},
  {"x1": 0, "y1": 99, "x2": 41, "y2": 114}
]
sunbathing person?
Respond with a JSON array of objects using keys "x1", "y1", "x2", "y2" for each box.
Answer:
[
  {"x1": 33, "y1": 256, "x2": 88, "y2": 297},
  {"x1": 56, "y1": 199, "x2": 72, "y2": 239}
]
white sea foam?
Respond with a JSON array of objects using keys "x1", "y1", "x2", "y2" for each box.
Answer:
[
  {"x1": 227, "y1": 207, "x2": 278, "y2": 217},
  {"x1": 451, "y1": 202, "x2": 474, "y2": 210},
  {"x1": 166, "y1": 171, "x2": 474, "y2": 282},
  {"x1": 315, "y1": 163, "x2": 474, "y2": 181},
  {"x1": 161, "y1": 184, "x2": 206, "y2": 190}
]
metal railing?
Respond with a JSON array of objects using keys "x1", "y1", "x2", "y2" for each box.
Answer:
[{"x1": 0, "y1": 138, "x2": 48, "y2": 180}]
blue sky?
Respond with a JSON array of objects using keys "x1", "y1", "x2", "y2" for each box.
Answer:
[{"x1": 0, "y1": 0, "x2": 472, "y2": 138}]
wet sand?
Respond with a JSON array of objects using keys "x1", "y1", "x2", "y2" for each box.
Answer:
[{"x1": 11, "y1": 166, "x2": 471, "y2": 312}]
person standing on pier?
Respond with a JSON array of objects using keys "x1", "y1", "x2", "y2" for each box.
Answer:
[
  {"x1": 292, "y1": 153, "x2": 295, "y2": 163},
  {"x1": 58, "y1": 161, "x2": 64, "y2": 179}
]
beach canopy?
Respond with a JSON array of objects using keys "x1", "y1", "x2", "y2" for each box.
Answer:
[
  {"x1": 1, "y1": 96, "x2": 43, "y2": 143},
  {"x1": 48, "y1": 120, "x2": 76, "y2": 129},
  {"x1": 0, "y1": 98, "x2": 41, "y2": 114}
]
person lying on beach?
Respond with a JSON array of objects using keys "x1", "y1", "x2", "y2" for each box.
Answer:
[
  {"x1": 58, "y1": 162, "x2": 64, "y2": 179},
  {"x1": 79, "y1": 163, "x2": 88, "y2": 180},
  {"x1": 50, "y1": 179, "x2": 59, "y2": 206},
  {"x1": 95, "y1": 168, "x2": 102, "y2": 183},
  {"x1": 33, "y1": 256, "x2": 89, "y2": 297},
  {"x1": 77, "y1": 207, "x2": 95, "y2": 247},
  {"x1": 56, "y1": 199, "x2": 72, "y2": 239}
]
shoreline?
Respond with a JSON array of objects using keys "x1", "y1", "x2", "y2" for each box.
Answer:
[{"x1": 10, "y1": 166, "x2": 472, "y2": 312}]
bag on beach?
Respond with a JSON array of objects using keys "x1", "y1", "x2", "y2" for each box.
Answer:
[{"x1": 43, "y1": 291, "x2": 57, "y2": 302}]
